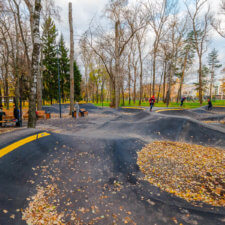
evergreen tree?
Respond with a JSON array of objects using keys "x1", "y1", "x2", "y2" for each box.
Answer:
[
  {"x1": 194, "y1": 65, "x2": 209, "y2": 96},
  {"x1": 42, "y1": 16, "x2": 58, "y2": 104},
  {"x1": 208, "y1": 49, "x2": 222, "y2": 99},
  {"x1": 58, "y1": 35, "x2": 70, "y2": 102},
  {"x1": 74, "y1": 61, "x2": 82, "y2": 101}
]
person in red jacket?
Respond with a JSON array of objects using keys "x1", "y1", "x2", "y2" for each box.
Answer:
[{"x1": 149, "y1": 96, "x2": 156, "y2": 112}]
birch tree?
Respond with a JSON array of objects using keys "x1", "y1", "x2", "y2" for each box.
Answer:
[{"x1": 28, "y1": 0, "x2": 42, "y2": 128}]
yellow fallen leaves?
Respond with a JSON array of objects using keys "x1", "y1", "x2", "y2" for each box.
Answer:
[
  {"x1": 22, "y1": 184, "x2": 65, "y2": 225},
  {"x1": 137, "y1": 141, "x2": 225, "y2": 207},
  {"x1": 203, "y1": 120, "x2": 225, "y2": 124}
]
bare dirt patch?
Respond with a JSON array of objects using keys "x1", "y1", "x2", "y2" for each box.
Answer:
[{"x1": 137, "y1": 141, "x2": 225, "y2": 207}]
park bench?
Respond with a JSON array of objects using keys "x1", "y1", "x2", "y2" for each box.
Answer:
[
  {"x1": 73, "y1": 108, "x2": 88, "y2": 118},
  {"x1": 23, "y1": 110, "x2": 50, "y2": 120},
  {"x1": 4, "y1": 110, "x2": 14, "y2": 120},
  {"x1": 0, "y1": 118, "x2": 17, "y2": 127},
  {"x1": 36, "y1": 110, "x2": 46, "y2": 119},
  {"x1": 80, "y1": 108, "x2": 88, "y2": 116}
]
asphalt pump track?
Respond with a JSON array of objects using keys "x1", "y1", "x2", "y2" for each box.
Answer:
[{"x1": 0, "y1": 105, "x2": 225, "y2": 225}]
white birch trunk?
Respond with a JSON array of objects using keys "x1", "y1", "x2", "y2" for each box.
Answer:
[{"x1": 28, "y1": 0, "x2": 42, "y2": 128}]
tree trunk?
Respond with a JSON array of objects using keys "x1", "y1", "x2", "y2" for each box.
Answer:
[
  {"x1": 138, "y1": 43, "x2": 143, "y2": 106},
  {"x1": 28, "y1": 0, "x2": 42, "y2": 128},
  {"x1": 166, "y1": 64, "x2": 173, "y2": 107},
  {"x1": 199, "y1": 58, "x2": 203, "y2": 105},
  {"x1": 110, "y1": 78, "x2": 115, "y2": 107},
  {"x1": 210, "y1": 67, "x2": 214, "y2": 100},
  {"x1": 152, "y1": 51, "x2": 156, "y2": 96},
  {"x1": 5, "y1": 64, "x2": 9, "y2": 109},
  {"x1": 157, "y1": 72, "x2": 163, "y2": 103},
  {"x1": 37, "y1": 45, "x2": 43, "y2": 110},
  {"x1": 177, "y1": 50, "x2": 188, "y2": 103},
  {"x1": 96, "y1": 84, "x2": 99, "y2": 103},
  {"x1": 163, "y1": 63, "x2": 167, "y2": 103},
  {"x1": 85, "y1": 65, "x2": 89, "y2": 102},
  {"x1": 69, "y1": 2, "x2": 74, "y2": 114},
  {"x1": 128, "y1": 54, "x2": 131, "y2": 105},
  {"x1": 115, "y1": 20, "x2": 120, "y2": 109},
  {"x1": 0, "y1": 84, "x2": 2, "y2": 105},
  {"x1": 133, "y1": 66, "x2": 137, "y2": 104}
]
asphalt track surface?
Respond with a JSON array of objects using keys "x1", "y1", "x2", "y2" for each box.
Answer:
[{"x1": 0, "y1": 104, "x2": 225, "y2": 225}]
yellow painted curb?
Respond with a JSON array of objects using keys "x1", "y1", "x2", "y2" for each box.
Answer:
[
  {"x1": 0, "y1": 132, "x2": 51, "y2": 158},
  {"x1": 122, "y1": 107, "x2": 145, "y2": 110},
  {"x1": 155, "y1": 109, "x2": 186, "y2": 113}
]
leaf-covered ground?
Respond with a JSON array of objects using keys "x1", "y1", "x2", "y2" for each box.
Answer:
[{"x1": 137, "y1": 141, "x2": 225, "y2": 207}]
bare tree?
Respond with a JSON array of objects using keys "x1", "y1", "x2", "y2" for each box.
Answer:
[
  {"x1": 145, "y1": 0, "x2": 175, "y2": 96},
  {"x1": 87, "y1": 0, "x2": 147, "y2": 109},
  {"x1": 69, "y1": 2, "x2": 74, "y2": 114},
  {"x1": 185, "y1": 0, "x2": 211, "y2": 104},
  {"x1": 211, "y1": 0, "x2": 225, "y2": 38}
]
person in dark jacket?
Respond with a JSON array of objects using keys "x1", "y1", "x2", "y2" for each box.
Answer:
[
  {"x1": 0, "y1": 105, "x2": 6, "y2": 127},
  {"x1": 208, "y1": 99, "x2": 213, "y2": 111},
  {"x1": 180, "y1": 97, "x2": 186, "y2": 107},
  {"x1": 13, "y1": 105, "x2": 20, "y2": 127},
  {"x1": 149, "y1": 96, "x2": 156, "y2": 112}
]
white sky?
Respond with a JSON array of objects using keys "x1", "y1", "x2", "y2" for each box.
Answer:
[
  {"x1": 53, "y1": 0, "x2": 225, "y2": 83},
  {"x1": 54, "y1": 0, "x2": 108, "y2": 45}
]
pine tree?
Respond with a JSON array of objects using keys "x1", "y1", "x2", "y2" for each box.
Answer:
[
  {"x1": 42, "y1": 16, "x2": 58, "y2": 104},
  {"x1": 208, "y1": 49, "x2": 222, "y2": 100},
  {"x1": 74, "y1": 61, "x2": 82, "y2": 101},
  {"x1": 194, "y1": 65, "x2": 209, "y2": 95},
  {"x1": 58, "y1": 35, "x2": 70, "y2": 102}
]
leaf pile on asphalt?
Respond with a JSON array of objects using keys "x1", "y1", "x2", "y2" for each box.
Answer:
[
  {"x1": 22, "y1": 184, "x2": 65, "y2": 225},
  {"x1": 137, "y1": 141, "x2": 225, "y2": 207}
]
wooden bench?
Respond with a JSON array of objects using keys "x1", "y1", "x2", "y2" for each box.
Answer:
[
  {"x1": 36, "y1": 110, "x2": 46, "y2": 119},
  {"x1": 23, "y1": 110, "x2": 50, "y2": 120},
  {"x1": 73, "y1": 109, "x2": 88, "y2": 118},
  {"x1": 0, "y1": 119, "x2": 17, "y2": 127},
  {"x1": 80, "y1": 108, "x2": 88, "y2": 116},
  {"x1": 4, "y1": 110, "x2": 14, "y2": 120}
]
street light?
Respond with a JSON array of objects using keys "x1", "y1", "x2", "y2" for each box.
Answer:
[{"x1": 57, "y1": 45, "x2": 62, "y2": 118}]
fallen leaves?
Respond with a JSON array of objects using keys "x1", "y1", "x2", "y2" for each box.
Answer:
[
  {"x1": 22, "y1": 185, "x2": 65, "y2": 225},
  {"x1": 137, "y1": 141, "x2": 225, "y2": 207}
]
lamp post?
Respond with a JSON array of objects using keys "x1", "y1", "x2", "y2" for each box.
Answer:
[{"x1": 57, "y1": 45, "x2": 62, "y2": 118}]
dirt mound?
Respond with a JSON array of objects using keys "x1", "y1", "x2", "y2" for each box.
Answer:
[
  {"x1": 42, "y1": 106, "x2": 59, "y2": 114},
  {"x1": 213, "y1": 107, "x2": 225, "y2": 112},
  {"x1": 100, "y1": 114, "x2": 225, "y2": 147},
  {"x1": 201, "y1": 115, "x2": 225, "y2": 121},
  {"x1": 79, "y1": 103, "x2": 101, "y2": 113},
  {"x1": 102, "y1": 109, "x2": 119, "y2": 115},
  {"x1": 157, "y1": 109, "x2": 199, "y2": 119},
  {"x1": 191, "y1": 108, "x2": 212, "y2": 114},
  {"x1": 118, "y1": 107, "x2": 145, "y2": 113}
]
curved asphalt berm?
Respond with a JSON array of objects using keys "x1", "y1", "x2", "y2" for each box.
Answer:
[{"x1": 0, "y1": 105, "x2": 225, "y2": 224}]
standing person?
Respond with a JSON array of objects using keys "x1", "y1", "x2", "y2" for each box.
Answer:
[
  {"x1": 75, "y1": 102, "x2": 80, "y2": 119},
  {"x1": 149, "y1": 96, "x2": 156, "y2": 112},
  {"x1": 13, "y1": 105, "x2": 20, "y2": 127},
  {"x1": 208, "y1": 99, "x2": 213, "y2": 111},
  {"x1": 180, "y1": 97, "x2": 186, "y2": 107},
  {"x1": 0, "y1": 105, "x2": 6, "y2": 127}
]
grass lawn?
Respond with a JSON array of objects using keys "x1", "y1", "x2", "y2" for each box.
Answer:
[{"x1": 93, "y1": 100, "x2": 225, "y2": 109}]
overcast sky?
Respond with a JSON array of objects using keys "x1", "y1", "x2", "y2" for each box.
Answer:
[
  {"x1": 54, "y1": 0, "x2": 108, "y2": 45},
  {"x1": 53, "y1": 0, "x2": 225, "y2": 82}
]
